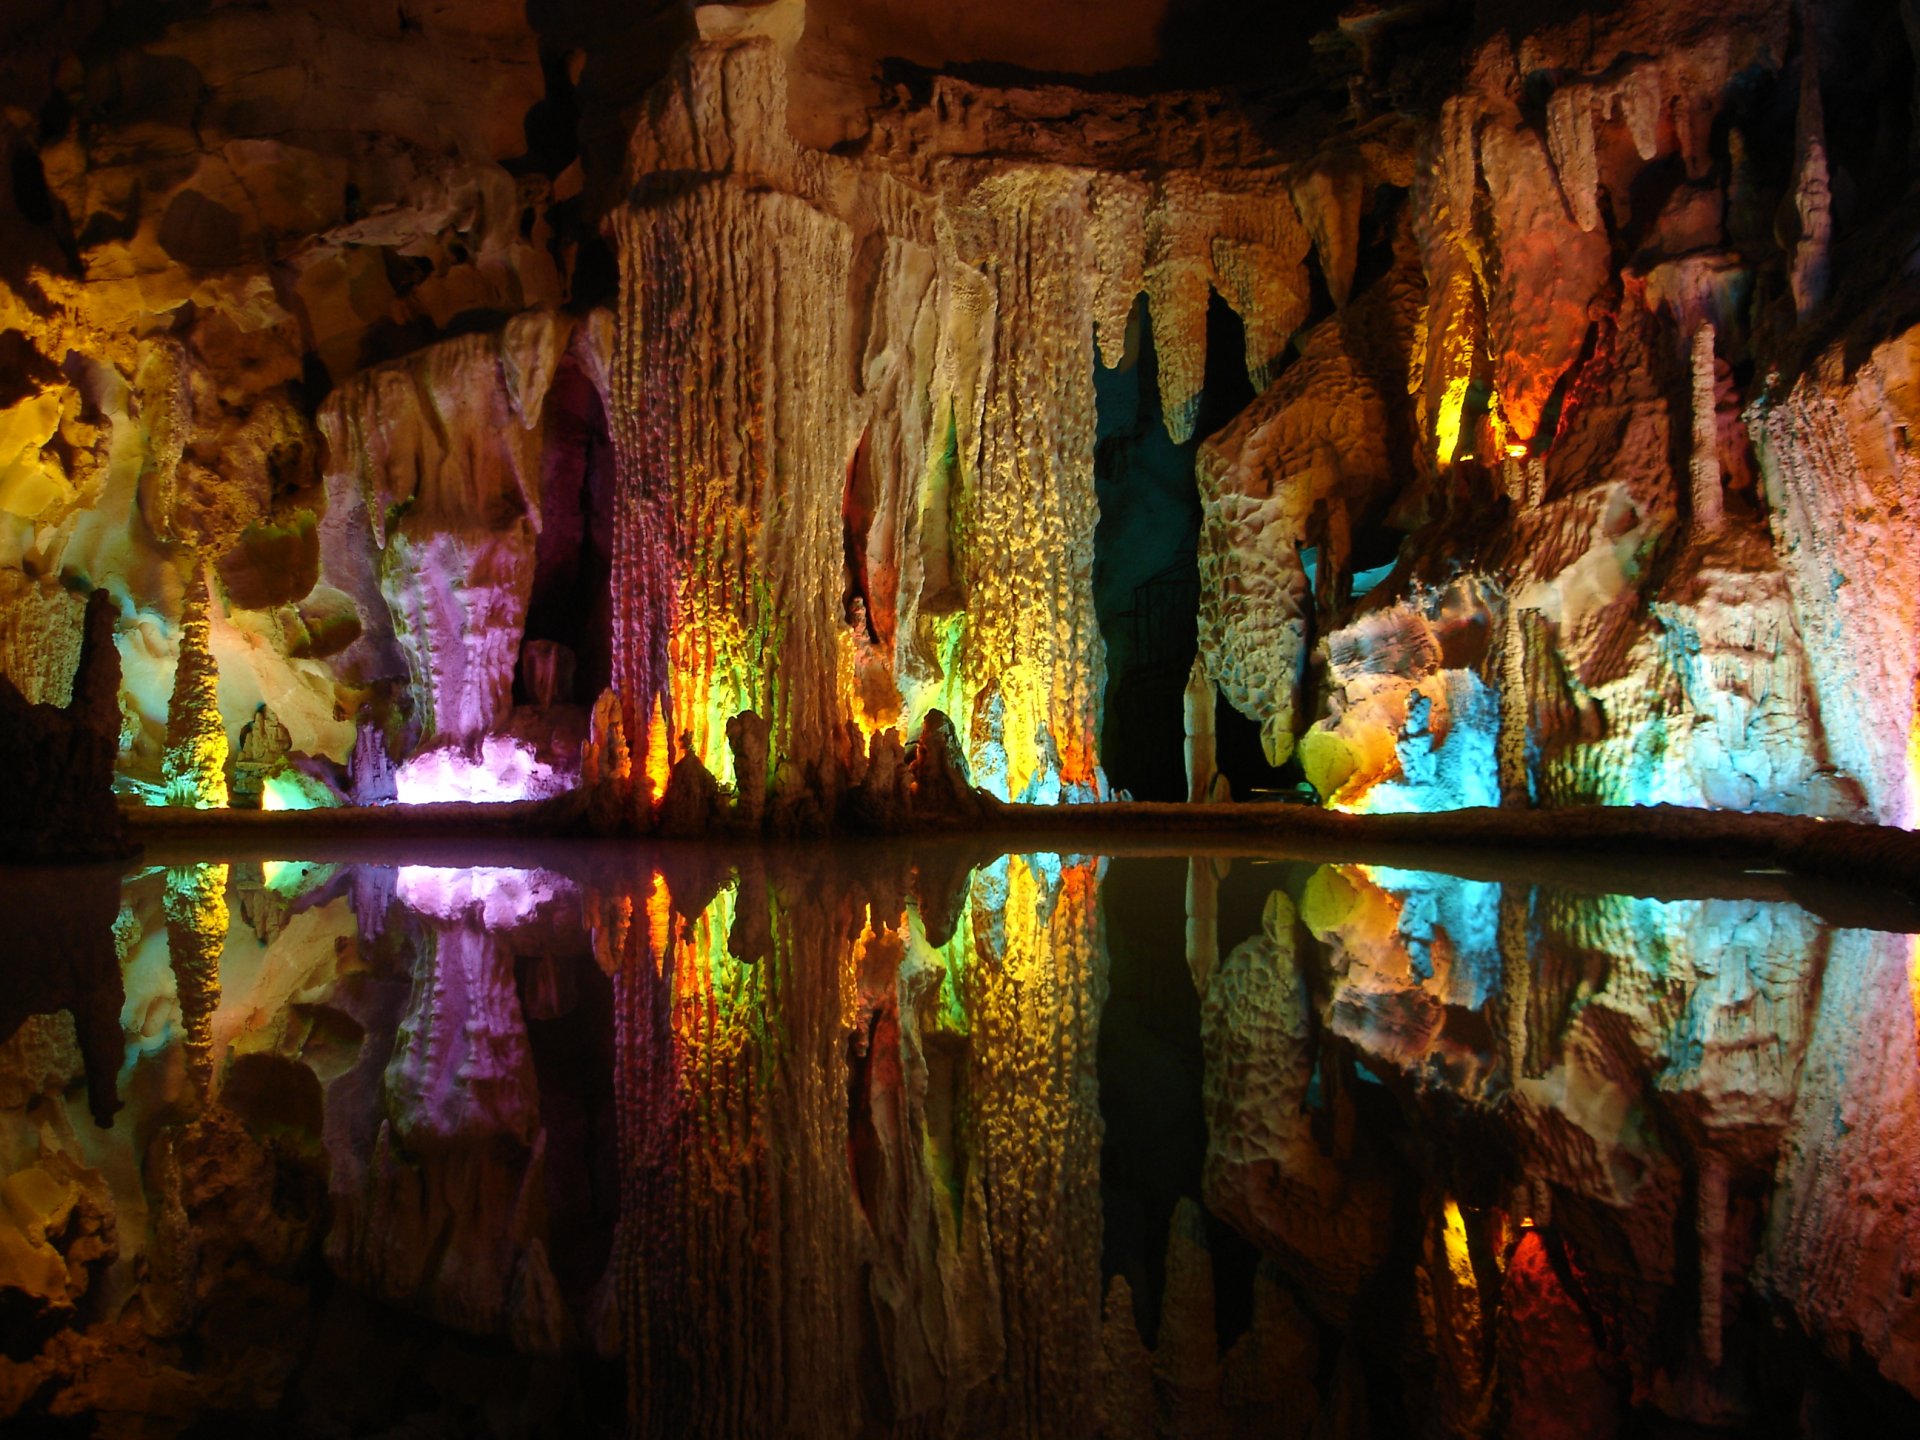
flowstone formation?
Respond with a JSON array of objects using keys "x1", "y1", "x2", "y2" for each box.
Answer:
[{"x1": 1, "y1": 0, "x2": 1920, "y2": 826}]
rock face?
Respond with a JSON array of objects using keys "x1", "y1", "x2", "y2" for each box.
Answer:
[
  {"x1": 0, "y1": 0, "x2": 1917, "y2": 822},
  {"x1": 0, "y1": 587, "x2": 128, "y2": 859}
]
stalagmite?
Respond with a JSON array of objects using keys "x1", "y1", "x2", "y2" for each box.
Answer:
[
  {"x1": 1182, "y1": 654, "x2": 1222, "y2": 803},
  {"x1": 162, "y1": 567, "x2": 229, "y2": 810}
]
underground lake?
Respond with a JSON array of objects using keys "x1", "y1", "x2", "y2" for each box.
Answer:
[{"x1": 4, "y1": 838, "x2": 1919, "y2": 1436}]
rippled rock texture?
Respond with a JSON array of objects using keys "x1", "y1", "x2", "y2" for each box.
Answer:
[{"x1": 0, "y1": 0, "x2": 1915, "y2": 824}]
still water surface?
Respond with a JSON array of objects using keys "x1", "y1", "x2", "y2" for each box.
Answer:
[{"x1": 3, "y1": 838, "x2": 1919, "y2": 1437}]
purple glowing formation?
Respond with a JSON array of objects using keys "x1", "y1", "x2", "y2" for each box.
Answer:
[{"x1": 393, "y1": 737, "x2": 569, "y2": 806}]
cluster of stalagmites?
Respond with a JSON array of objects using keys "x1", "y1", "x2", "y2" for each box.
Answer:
[{"x1": 580, "y1": 691, "x2": 989, "y2": 837}]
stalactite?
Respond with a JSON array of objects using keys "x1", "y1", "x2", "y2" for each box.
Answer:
[
  {"x1": 1290, "y1": 157, "x2": 1367, "y2": 307},
  {"x1": 1789, "y1": 14, "x2": 1832, "y2": 323},
  {"x1": 1546, "y1": 83, "x2": 1602, "y2": 234},
  {"x1": 318, "y1": 315, "x2": 569, "y2": 743},
  {"x1": 1691, "y1": 322, "x2": 1725, "y2": 529},
  {"x1": 162, "y1": 567, "x2": 228, "y2": 809},
  {"x1": 1145, "y1": 174, "x2": 1217, "y2": 445},
  {"x1": 1091, "y1": 175, "x2": 1149, "y2": 371}
]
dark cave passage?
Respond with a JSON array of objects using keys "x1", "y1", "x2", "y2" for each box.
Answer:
[
  {"x1": 1093, "y1": 292, "x2": 1257, "y2": 801},
  {"x1": 519, "y1": 358, "x2": 616, "y2": 710}
]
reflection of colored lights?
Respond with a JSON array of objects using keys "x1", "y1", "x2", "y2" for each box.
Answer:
[
  {"x1": 395, "y1": 865, "x2": 568, "y2": 929},
  {"x1": 645, "y1": 871, "x2": 673, "y2": 968},
  {"x1": 1504, "y1": 442, "x2": 1528, "y2": 459},
  {"x1": 259, "y1": 858, "x2": 336, "y2": 896}
]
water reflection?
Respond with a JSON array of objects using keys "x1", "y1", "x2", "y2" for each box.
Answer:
[{"x1": 1, "y1": 843, "x2": 1918, "y2": 1436}]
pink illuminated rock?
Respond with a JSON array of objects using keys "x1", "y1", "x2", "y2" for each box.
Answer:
[{"x1": 393, "y1": 735, "x2": 571, "y2": 805}]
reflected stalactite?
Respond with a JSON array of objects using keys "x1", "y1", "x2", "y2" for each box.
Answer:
[
  {"x1": 1198, "y1": 884, "x2": 1394, "y2": 1323},
  {"x1": 601, "y1": 849, "x2": 1109, "y2": 1436},
  {"x1": 12, "y1": 848, "x2": 1920, "y2": 1434},
  {"x1": 607, "y1": 857, "x2": 870, "y2": 1439},
  {"x1": 960, "y1": 854, "x2": 1109, "y2": 1430},
  {"x1": 163, "y1": 862, "x2": 229, "y2": 1095}
]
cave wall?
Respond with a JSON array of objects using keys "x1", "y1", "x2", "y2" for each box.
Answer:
[{"x1": 1, "y1": 0, "x2": 1919, "y2": 819}]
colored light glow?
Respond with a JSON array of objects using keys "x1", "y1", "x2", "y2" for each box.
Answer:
[
  {"x1": 259, "y1": 858, "x2": 336, "y2": 895},
  {"x1": 393, "y1": 736, "x2": 566, "y2": 805},
  {"x1": 1504, "y1": 442, "x2": 1528, "y2": 459},
  {"x1": 260, "y1": 769, "x2": 336, "y2": 812},
  {"x1": 1906, "y1": 670, "x2": 1920, "y2": 827},
  {"x1": 1910, "y1": 934, "x2": 1920, "y2": 1059},
  {"x1": 1435, "y1": 373, "x2": 1472, "y2": 468},
  {"x1": 643, "y1": 692, "x2": 673, "y2": 804},
  {"x1": 1319, "y1": 672, "x2": 1500, "y2": 815},
  {"x1": 395, "y1": 865, "x2": 571, "y2": 930},
  {"x1": 1442, "y1": 1198, "x2": 1476, "y2": 1290},
  {"x1": 645, "y1": 871, "x2": 673, "y2": 969}
]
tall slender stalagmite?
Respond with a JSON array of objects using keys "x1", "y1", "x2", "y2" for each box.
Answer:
[{"x1": 162, "y1": 566, "x2": 228, "y2": 809}]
